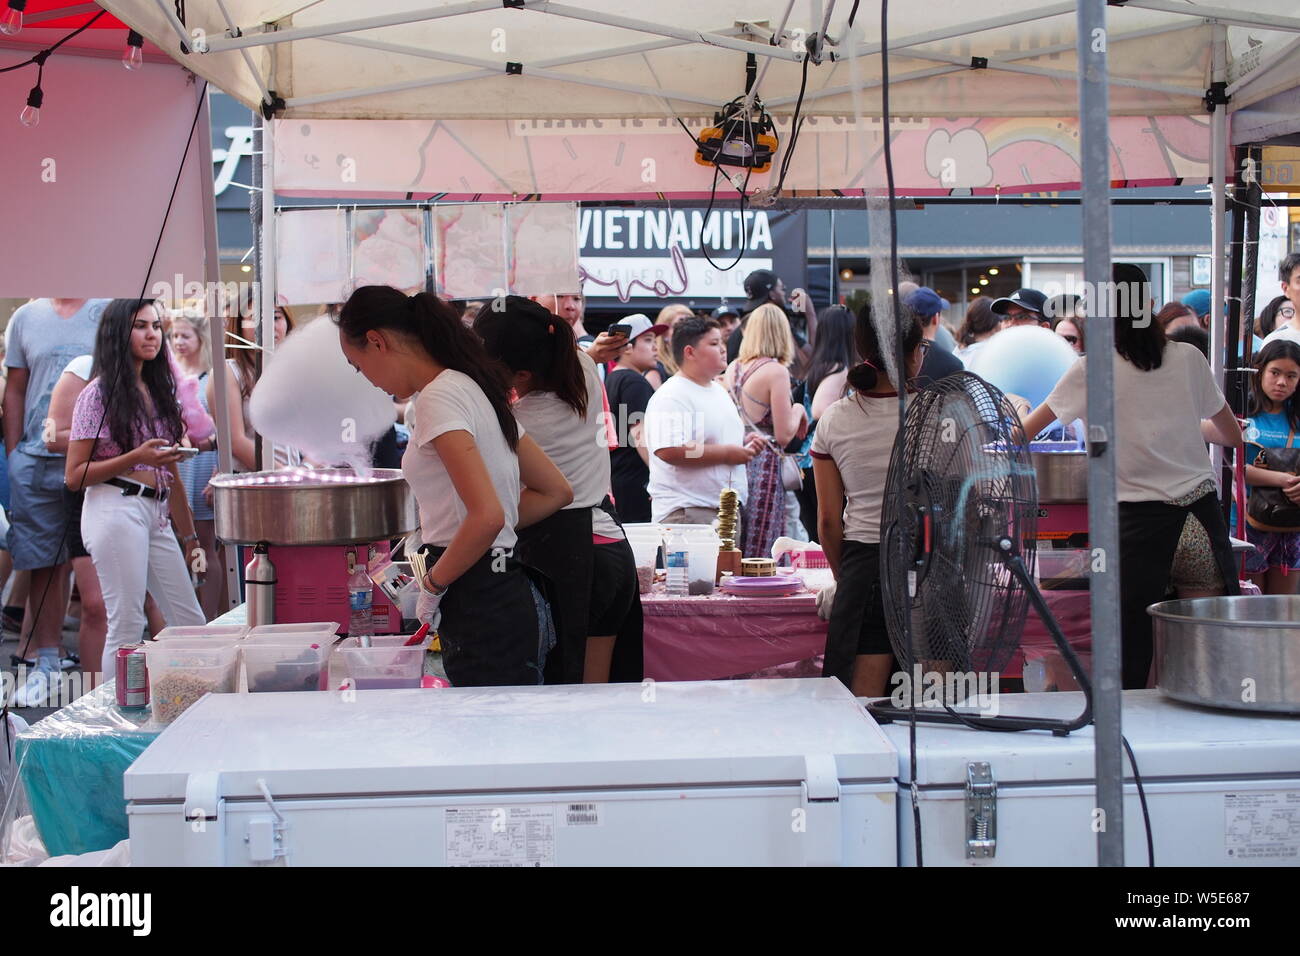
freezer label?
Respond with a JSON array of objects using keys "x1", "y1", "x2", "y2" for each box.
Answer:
[
  {"x1": 1224, "y1": 791, "x2": 1300, "y2": 860},
  {"x1": 561, "y1": 802, "x2": 603, "y2": 827},
  {"x1": 444, "y1": 806, "x2": 556, "y2": 867}
]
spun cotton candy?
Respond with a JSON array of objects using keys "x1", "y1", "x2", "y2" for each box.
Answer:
[
  {"x1": 966, "y1": 325, "x2": 1079, "y2": 409},
  {"x1": 169, "y1": 352, "x2": 215, "y2": 442},
  {"x1": 248, "y1": 316, "x2": 395, "y2": 466}
]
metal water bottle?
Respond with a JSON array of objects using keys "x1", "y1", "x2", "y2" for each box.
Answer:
[{"x1": 245, "y1": 542, "x2": 277, "y2": 627}]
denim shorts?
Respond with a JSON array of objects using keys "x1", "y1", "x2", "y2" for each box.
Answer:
[{"x1": 6, "y1": 450, "x2": 72, "y2": 571}]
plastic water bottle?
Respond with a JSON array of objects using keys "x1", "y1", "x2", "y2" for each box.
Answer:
[
  {"x1": 347, "y1": 553, "x2": 374, "y2": 642},
  {"x1": 665, "y1": 529, "x2": 689, "y2": 597}
]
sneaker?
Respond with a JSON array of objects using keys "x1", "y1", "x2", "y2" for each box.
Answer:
[
  {"x1": 13, "y1": 668, "x2": 58, "y2": 708},
  {"x1": 9, "y1": 652, "x2": 80, "y2": 672}
]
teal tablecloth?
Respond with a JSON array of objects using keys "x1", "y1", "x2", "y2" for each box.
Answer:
[{"x1": 15, "y1": 605, "x2": 247, "y2": 856}]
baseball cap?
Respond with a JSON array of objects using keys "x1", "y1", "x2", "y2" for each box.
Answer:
[
  {"x1": 903, "y1": 287, "x2": 946, "y2": 317},
  {"x1": 743, "y1": 269, "x2": 779, "y2": 312},
  {"x1": 990, "y1": 288, "x2": 1048, "y2": 317},
  {"x1": 711, "y1": 301, "x2": 740, "y2": 320},
  {"x1": 616, "y1": 314, "x2": 667, "y2": 341},
  {"x1": 1180, "y1": 288, "x2": 1211, "y2": 318}
]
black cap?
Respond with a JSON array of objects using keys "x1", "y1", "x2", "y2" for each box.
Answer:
[{"x1": 990, "y1": 288, "x2": 1048, "y2": 316}]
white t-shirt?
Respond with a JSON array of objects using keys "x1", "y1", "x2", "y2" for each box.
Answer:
[
  {"x1": 402, "y1": 369, "x2": 522, "y2": 551},
  {"x1": 1044, "y1": 342, "x2": 1226, "y2": 502},
  {"x1": 811, "y1": 393, "x2": 902, "y2": 543},
  {"x1": 63, "y1": 354, "x2": 93, "y2": 381},
  {"x1": 643, "y1": 372, "x2": 746, "y2": 521},
  {"x1": 513, "y1": 352, "x2": 623, "y2": 539}
]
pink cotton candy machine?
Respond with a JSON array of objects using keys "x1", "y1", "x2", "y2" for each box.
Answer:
[{"x1": 211, "y1": 468, "x2": 418, "y2": 634}]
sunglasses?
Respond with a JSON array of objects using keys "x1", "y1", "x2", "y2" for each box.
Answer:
[{"x1": 1060, "y1": 334, "x2": 1079, "y2": 345}]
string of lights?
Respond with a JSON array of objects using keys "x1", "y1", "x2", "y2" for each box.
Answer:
[{"x1": 1, "y1": 8, "x2": 149, "y2": 126}]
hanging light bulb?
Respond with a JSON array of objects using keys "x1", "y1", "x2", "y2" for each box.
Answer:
[
  {"x1": 970, "y1": 287, "x2": 980, "y2": 295},
  {"x1": 18, "y1": 85, "x2": 41, "y2": 128},
  {"x1": 979, "y1": 277, "x2": 989, "y2": 286},
  {"x1": 988, "y1": 267, "x2": 1000, "y2": 276},
  {"x1": 123, "y1": 30, "x2": 145, "y2": 71},
  {"x1": 0, "y1": 0, "x2": 26, "y2": 37}
]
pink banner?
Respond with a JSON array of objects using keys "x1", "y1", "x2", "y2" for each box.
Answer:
[{"x1": 277, "y1": 115, "x2": 1219, "y2": 201}]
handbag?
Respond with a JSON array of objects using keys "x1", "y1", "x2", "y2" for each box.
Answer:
[{"x1": 1245, "y1": 426, "x2": 1300, "y2": 533}]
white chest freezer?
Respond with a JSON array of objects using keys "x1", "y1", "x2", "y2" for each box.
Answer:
[
  {"x1": 125, "y1": 678, "x2": 899, "y2": 866},
  {"x1": 880, "y1": 689, "x2": 1300, "y2": 867}
]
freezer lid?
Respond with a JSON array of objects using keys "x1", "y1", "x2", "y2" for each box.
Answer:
[
  {"x1": 880, "y1": 690, "x2": 1300, "y2": 786},
  {"x1": 124, "y1": 679, "x2": 899, "y2": 802}
]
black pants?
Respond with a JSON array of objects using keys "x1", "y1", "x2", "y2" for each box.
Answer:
[
  {"x1": 1119, "y1": 493, "x2": 1239, "y2": 689},
  {"x1": 424, "y1": 546, "x2": 549, "y2": 687},
  {"x1": 824, "y1": 540, "x2": 894, "y2": 688},
  {"x1": 795, "y1": 466, "x2": 818, "y2": 542}
]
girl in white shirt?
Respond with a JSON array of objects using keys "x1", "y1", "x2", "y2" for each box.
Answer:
[
  {"x1": 337, "y1": 287, "x2": 572, "y2": 687},
  {"x1": 476, "y1": 297, "x2": 642, "y2": 684},
  {"x1": 813, "y1": 305, "x2": 925, "y2": 697},
  {"x1": 1020, "y1": 264, "x2": 1242, "y2": 688}
]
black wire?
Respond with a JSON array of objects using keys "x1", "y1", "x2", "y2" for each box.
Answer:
[
  {"x1": 1122, "y1": 733, "x2": 1156, "y2": 867},
  {"x1": 878, "y1": 0, "x2": 922, "y2": 871},
  {"x1": 4, "y1": 81, "x2": 208, "y2": 726},
  {"x1": 0, "y1": 9, "x2": 106, "y2": 73}
]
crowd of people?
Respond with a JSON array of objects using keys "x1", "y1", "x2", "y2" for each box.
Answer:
[{"x1": 2, "y1": 250, "x2": 1297, "y2": 702}]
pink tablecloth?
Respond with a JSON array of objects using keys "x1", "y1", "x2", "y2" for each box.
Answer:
[
  {"x1": 640, "y1": 571, "x2": 1092, "y2": 683},
  {"x1": 641, "y1": 574, "x2": 830, "y2": 682}
]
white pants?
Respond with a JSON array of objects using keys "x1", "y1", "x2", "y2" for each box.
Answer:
[{"x1": 82, "y1": 483, "x2": 206, "y2": 676}]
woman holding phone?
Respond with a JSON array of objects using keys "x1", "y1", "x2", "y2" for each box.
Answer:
[
  {"x1": 65, "y1": 299, "x2": 206, "y2": 676},
  {"x1": 337, "y1": 287, "x2": 573, "y2": 687}
]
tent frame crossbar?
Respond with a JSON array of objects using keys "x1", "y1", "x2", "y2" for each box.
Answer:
[{"x1": 1123, "y1": 0, "x2": 1300, "y2": 35}]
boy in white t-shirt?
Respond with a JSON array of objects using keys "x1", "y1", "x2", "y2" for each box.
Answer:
[{"x1": 644, "y1": 317, "x2": 763, "y2": 524}]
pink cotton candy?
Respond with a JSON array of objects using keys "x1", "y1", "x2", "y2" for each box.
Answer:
[{"x1": 169, "y1": 352, "x2": 215, "y2": 442}]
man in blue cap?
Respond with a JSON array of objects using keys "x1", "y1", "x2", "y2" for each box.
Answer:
[
  {"x1": 1180, "y1": 288, "x2": 1212, "y2": 329},
  {"x1": 906, "y1": 286, "x2": 964, "y2": 387}
]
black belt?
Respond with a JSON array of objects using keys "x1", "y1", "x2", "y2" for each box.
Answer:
[{"x1": 106, "y1": 477, "x2": 166, "y2": 500}]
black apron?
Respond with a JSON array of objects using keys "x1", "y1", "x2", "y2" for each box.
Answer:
[
  {"x1": 420, "y1": 544, "x2": 555, "y2": 687},
  {"x1": 823, "y1": 540, "x2": 894, "y2": 688},
  {"x1": 516, "y1": 496, "x2": 644, "y2": 684}
]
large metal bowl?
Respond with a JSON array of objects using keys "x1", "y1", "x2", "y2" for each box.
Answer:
[
  {"x1": 1148, "y1": 596, "x2": 1300, "y2": 714},
  {"x1": 212, "y1": 468, "x2": 417, "y2": 546},
  {"x1": 1030, "y1": 449, "x2": 1088, "y2": 503}
]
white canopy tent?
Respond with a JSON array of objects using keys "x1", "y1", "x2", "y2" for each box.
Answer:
[{"x1": 96, "y1": 0, "x2": 1300, "y2": 868}]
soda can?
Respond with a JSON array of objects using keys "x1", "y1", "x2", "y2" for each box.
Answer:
[{"x1": 115, "y1": 643, "x2": 149, "y2": 708}]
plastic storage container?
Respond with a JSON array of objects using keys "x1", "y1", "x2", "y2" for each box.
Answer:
[
  {"x1": 660, "y1": 526, "x2": 721, "y2": 595},
  {"x1": 244, "y1": 641, "x2": 331, "y2": 692},
  {"x1": 153, "y1": 624, "x2": 247, "y2": 642},
  {"x1": 624, "y1": 527, "x2": 663, "y2": 595},
  {"x1": 245, "y1": 622, "x2": 340, "y2": 643},
  {"x1": 337, "y1": 639, "x2": 425, "y2": 689},
  {"x1": 142, "y1": 641, "x2": 240, "y2": 724}
]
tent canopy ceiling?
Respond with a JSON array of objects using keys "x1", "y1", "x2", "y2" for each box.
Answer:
[{"x1": 93, "y1": 0, "x2": 1300, "y2": 121}]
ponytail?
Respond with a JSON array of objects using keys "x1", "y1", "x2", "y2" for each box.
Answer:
[
  {"x1": 474, "y1": 296, "x2": 589, "y2": 418},
  {"x1": 852, "y1": 298, "x2": 923, "y2": 391},
  {"x1": 337, "y1": 286, "x2": 519, "y2": 450}
]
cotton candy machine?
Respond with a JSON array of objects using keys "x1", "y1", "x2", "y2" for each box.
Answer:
[
  {"x1": 1148, "y1": 595, "x2": 1300, "y2": 714},
  {"x1": 212, "y1": 468, "x2": 418, "y2": 633}
]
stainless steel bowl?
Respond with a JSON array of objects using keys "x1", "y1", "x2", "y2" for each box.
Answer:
[
  {"x1": 1030, "y1": 450, "x2": 1088, "y2": 503},
  {"x1": 212, "y1": 468, "x2": 417, "y2": 546},
  {"x1": 1148, "y1": 596, "x2": 1300, "y2": 714}
]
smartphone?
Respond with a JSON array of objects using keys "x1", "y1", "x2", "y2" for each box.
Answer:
[
  {"x1": 159, "y1": 446, "x2": 201, "y2": 458},
  {"x1": 607, "y1": 323, "x2": 632, "y2": 339}
]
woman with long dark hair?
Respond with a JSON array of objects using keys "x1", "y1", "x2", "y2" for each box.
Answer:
[
  {"x1": 813, "y1": 302, "x2": 925, "y2": 696},
  {"x1": 1239, "y1": 339, "x2": 1300, "y2": 594},
  {"x1": 65, "y1": 299, "x2": 206, "y2": 676},
  {"x1": 1021, "y1": 264, "x2": 1243, "y2": 688},
  {"x1": 336, "y1": 287, "x2": 572, "y2": 687},
  {"x1": 955, "y1": 296, "x2": 1000, "y2": 362},
  {"x1": 796, "y1": 305, "x2": 857, "y2": 540},
  {"x1": 476, "y1": 297, "x2": 643, "y2": 684}
]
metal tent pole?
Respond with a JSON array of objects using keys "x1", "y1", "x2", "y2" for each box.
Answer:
[
  {"x1": 194, "y1": 87, "x2": 242, "y2": 611},
  {"x1": 260, "y1": 112, "x2": 278, "y2": 469},
  {"x1": 1078, "y1": 0, "x2": 1124, "y2": 867},
  {"x1": 1210, "y1": 27, "x2": 1229, "y2": 484}
]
